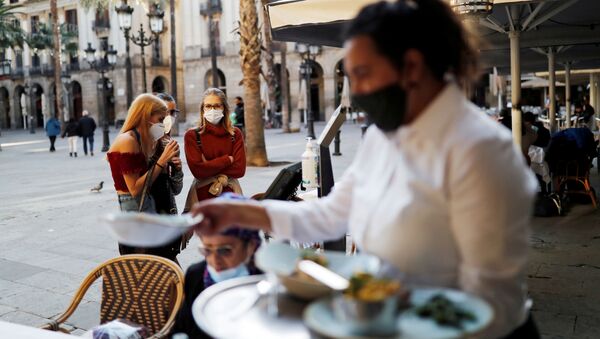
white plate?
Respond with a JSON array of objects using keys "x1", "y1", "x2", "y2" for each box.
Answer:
[
  {"x1": 303, "y1": 288, "x2": 494, "y2": 339},
  {"x1": 398, "y1": 288, "x2": 494, "y2": 339},
  {"x1": 255, "y1": 242, "x2": 381, "y2": 300},
  {"x1": 100, "y1": 212, "x2": 203, "y2": 247},
  {"x1": 304, "y1": 297, "x2": 395, "y2": 339}
]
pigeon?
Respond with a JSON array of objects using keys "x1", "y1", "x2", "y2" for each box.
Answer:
[{"x1": 91, "y1": 181, "x2": 104, "y2": 193}]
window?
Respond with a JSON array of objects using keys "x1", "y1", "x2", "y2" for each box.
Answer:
[{"x1": 31, "y1": 16, "x2": 39, "y2": 34}]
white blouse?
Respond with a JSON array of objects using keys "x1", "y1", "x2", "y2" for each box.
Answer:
[{"x1": 264, "y1": 83, "x2": 537, "y2": 338}]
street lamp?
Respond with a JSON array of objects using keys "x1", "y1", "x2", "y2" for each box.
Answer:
[
  {"x1": 296, "y1": 43, "x2": 321, "y2": 139},
  {"x1": 85, "y1": 42, "x2": 117, "y2": 152},
  {"x1": 116, "y1": 3, "x2": 165, "y2": 93},
  {"x1": 200, "y1": 0, "x2": 222, "y2": 89},
  {"x1": 115, "y1": 1, "x2": 134, "y2": 106}
]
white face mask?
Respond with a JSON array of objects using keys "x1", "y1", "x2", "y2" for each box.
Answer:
[
  {"x1": 204, "y1": 109, "x2": 224, "y2": 125},
  {"x1": 149, "y1": 123, "x2": 165, "y2": 141},
  {"x1": 207, "y1": 262, "x2": 249, "y2": 283}
]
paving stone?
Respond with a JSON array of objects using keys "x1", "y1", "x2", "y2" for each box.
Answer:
[
  {"x1": 533, "y1": 311, "x2": 576, "y2": 337},
  {"x1": 0, "y1": 310, "x2": 50, "y2": 327},
  {"x1": 0, "y1": 285, "x2": 73, "y2": 319},
  {"x1": 573, "y1": 315, "x2": 600, "y2": 339},
  {"x1": 0, "y1": 259, "x2": 47, "y2": 281},
  {"x1": 63, "y1": 301, "x2": 100, "y2": 331},
  {"x1": 0, "y1": 304, "x2": 16, "y2": 316},
  {"x1": 16, "y1": 270, "x2": 83, "y2": 296}
]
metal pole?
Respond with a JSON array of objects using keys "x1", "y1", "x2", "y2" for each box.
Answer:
[
  {"x1": 333, "y1": 130, "x2": 341, "y2": 156},
  {"x1": 548, "y1": 48, "x2": 557, "y2": 132},
  {"x1": 565, "y1": 62, "x2": 571, "y2": 128},
  {"x1": 509, "y1": 30, "x2": 521, "y2": 146},
  {"x1": 125, "y1": 28, "x2": 133, "y2": 106},
  {"x1": 101, "y1": 72, "x2": 110, "y2": 151},
  {"x1": 140, "y1": 25, "x2": 148, "y2": 93},
  {"x1": 210, "y1": 16, "x2": 219, "y2": 88},
  {"x1": 305, "y1": 60, "x2": 315, "y2": 139},
  {"x1": 169, "y1": 0, "x2": 178, "y2": 136}
]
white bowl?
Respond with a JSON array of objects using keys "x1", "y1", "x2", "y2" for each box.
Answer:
[
  {"x1": 100, "y1": 212, "x2": 203, "y2": 247},
  {"x1": 255, "y1": 242, "x2": 381, "y2": 300}
]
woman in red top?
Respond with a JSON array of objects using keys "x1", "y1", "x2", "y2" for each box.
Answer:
[
  {"x1": 107, "y1": 93, "x2": 180, "y2": 255},
  {"x1": 184, "y1": 88, "x2": 246, "y2": 204}
]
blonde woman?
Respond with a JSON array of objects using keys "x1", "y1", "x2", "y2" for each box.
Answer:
[
  {"x1": 184, "y1": 88, "x2": 246, "y2": 207},
  {"x1": 107, "y1": 93, "x2": 180, "y2": 256}
]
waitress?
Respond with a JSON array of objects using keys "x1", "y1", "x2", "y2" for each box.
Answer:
[{"x1": 192, "y1": 1, "x2": 539, "y2": 338}]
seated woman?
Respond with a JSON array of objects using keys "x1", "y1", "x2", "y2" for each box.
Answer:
[{"x1": 170, "y1": 224, "x2": 262, "y2": 338}]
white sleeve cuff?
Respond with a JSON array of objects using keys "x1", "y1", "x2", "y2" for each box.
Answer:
[{"x1": 262, "y1": 200, "x2": 295, "y2": 240}]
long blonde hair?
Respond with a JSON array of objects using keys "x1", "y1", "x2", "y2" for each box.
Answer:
[
  {"x1": 198, "y1": 88, "x2": 234, "y2": 136},
  {"x1": 120, "y1": 93, "x2": 168, "y2": 157}
]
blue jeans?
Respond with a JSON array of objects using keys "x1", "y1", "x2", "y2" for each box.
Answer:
[
  {"x1": 117, "y1": 193, "x2": 155, "y2": 212},
  {"x1": 83, "y1": 135, "x2": 94, "y2": 155}
]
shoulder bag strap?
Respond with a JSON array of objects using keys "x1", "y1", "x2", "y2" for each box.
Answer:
[{"x1": 128, "y1": 128, "x2": 153, "y2": 212}]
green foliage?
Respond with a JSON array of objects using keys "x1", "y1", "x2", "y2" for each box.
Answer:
[
  {"x1": 26, "y1": 22, "x2": 79, "y2": 55},
  {"x1": 0, "y1": 0, "x2": 26, "y2": 50}
]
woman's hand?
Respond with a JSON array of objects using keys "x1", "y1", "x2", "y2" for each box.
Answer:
[
  {"x1": 170, "y1": 156, "x2": 182, "y2": 171},
  {"x1": 157, "y1": 140, "x2": 179, "y2": 166},
  {"x1": 191, "y1": 200, "x2": 272, "y2": 236},
  {"x1": 228, "y1": 156, "x2": 234, "y2": 164}
]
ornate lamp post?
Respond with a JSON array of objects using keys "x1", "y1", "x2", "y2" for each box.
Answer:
[
  {"x1": 116, "y1": 3, "x2": 164, "y2": 94},
  {"x1": 85, "y1": 43, "x2": 117, "y2": 152},
  {"x1": 115, "y1": 1, "x2": 134, "y2": 106},
  {"x1": 296, "y1": 43, "x2": 321, "y2": 139},
  {"x1": 200, "y1": 0, "x2": 222, "y2": 89}
]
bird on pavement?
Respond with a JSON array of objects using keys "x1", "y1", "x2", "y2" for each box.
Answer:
[{"x1": 91, "y1": 181, "x2": 104, "y2": 192}]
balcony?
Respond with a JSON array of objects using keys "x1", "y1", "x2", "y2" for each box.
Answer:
[
  {"x1": 93, "y1": 18, "x2": 110, "y2": 36},
  {"x1": 200, "y1": 47, "x2": 224, "y2": 58}
]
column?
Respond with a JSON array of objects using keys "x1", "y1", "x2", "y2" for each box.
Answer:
[
  {"x1": 509, "y1": 30, "x2": 521, "y2": 146},
  {"x1": 565, "y1": 62, "x2": 571, "y2": 128},
  {"x1": 548, "y1": 48, "x2": 556, "y2": 132}
]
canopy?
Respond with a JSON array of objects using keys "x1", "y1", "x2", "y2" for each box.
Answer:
[
  {"x1": 521, "y1": 77, "x2": 565, "y2": 88},
  {"x1": 267, "y1": 0, "x2": 391, "y2": 47}
]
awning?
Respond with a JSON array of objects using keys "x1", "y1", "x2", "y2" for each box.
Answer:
[{"x1": 267, "y1": 0, "x2": 392, "y2": 47}]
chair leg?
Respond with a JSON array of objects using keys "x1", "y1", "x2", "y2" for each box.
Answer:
[{"x1": 584, "y1": 179, "x2": 597, "y2": 208}]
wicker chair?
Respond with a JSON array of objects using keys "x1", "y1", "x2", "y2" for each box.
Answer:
[
  {"x1": 555, "y1": 157, "x2": 597, "y2": 208},
  {"x1": 41, "y1": 255, "x2": 184, "y2": 338}
]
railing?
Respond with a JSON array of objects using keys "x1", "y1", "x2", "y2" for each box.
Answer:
[
  {"x1": 11, "y1": 66, "x2": 23, "y2": 79},
  {"x1": 151, "y1": 57, "x2": 169, "y2": 67},
  {"x1": 200, "y1": 47, "x2": 224, "y2": 58},
  {"x1": 93, "y1": 18, "x2": 110, "y2": 32}
]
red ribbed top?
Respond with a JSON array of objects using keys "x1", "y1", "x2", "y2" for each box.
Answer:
[{"x1": 107, "y1": 152, "x2": 148, "y2": 192}]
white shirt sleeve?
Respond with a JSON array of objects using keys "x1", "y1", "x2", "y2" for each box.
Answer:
[
  {"x1": 262, "y1": 167, "x2": 355, "y2": 243},
  {"x1": 448, "y1": 137, "x2": 537, "y2": 338}
]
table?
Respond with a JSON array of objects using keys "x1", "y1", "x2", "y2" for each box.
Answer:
[{"x1": 0, "y1": 320, "x2": 76, "y2": 339}]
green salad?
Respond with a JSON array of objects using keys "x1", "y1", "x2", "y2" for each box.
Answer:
[{"x1": 414, "y1": 294, "x2": 476, "y2": 329}]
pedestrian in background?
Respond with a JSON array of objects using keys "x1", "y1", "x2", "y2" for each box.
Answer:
[
  {"x1": 233, "y1": 96, "x2": 245, "y2": 130},
  {"x1": 79, "y1": 110, "x2": 97, "y2": 156},
  {"x1": 45, "y1": 116, "x2": 61, "y2": 152},
  {"x1": 61, "y1": 117, "x2": 80, "y2": 157}
]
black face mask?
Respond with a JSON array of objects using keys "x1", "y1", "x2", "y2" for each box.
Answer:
[{"x1": 352, "y1": 83, "x2": 407, "y2": 132}]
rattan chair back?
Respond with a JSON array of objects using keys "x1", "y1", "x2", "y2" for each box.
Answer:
[{"x1": 41, "y1": 254, "x2": 184, "y2": 338}]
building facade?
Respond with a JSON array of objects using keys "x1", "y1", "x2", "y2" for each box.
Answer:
[{"x1": 0, "y1": 0, "x2": 345, "y2": 133}]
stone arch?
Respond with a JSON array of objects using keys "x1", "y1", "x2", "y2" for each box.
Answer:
[
  {"x1": 151, "y1": 76, "x2": 168, "y2": 94},
  {"x1": 71, "y1": 81, "x2": 83, "y2": 120},
  {"x1": 13, "y1": 85, "x2": 24, "y2": 129},
  {"x1": 31, "y1": 83, "x2": 44, "y2": 127},
  {"x1": 204, "y1": 68, "x2": 226, "y2": 93},
  {"x1": 0, "y1": 87, "x2": 10, "y2": 129}
]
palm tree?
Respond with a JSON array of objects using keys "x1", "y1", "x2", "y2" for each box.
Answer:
[
  {"x1": 0, "y1": 0, "x2": 25, "y2": 50},
  {"x1": 239, "y1": 0, "x2": 268, "y2": 166},
  {"x1": 260, "y1": 0, "x2": 277, "y2": 128}
]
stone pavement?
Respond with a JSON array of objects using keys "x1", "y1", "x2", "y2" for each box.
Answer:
[{"x1": 1, "y1": 123, "x2": 599, "y2": 338}]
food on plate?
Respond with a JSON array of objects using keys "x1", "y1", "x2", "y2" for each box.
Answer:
[
  {"x1": 344, "y1": 272, "x2": 401, "y2": 302},
  {"x1": 293, "y1": 250, "x2": 328, "y2": 283},
  {"x1": 414, "y1": 294, "x2": 476, "y2": 329}
]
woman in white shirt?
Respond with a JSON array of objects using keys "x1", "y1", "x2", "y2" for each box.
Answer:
[{"x1": 191, "y1": 1, "x2": 539, "y2": 338}]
